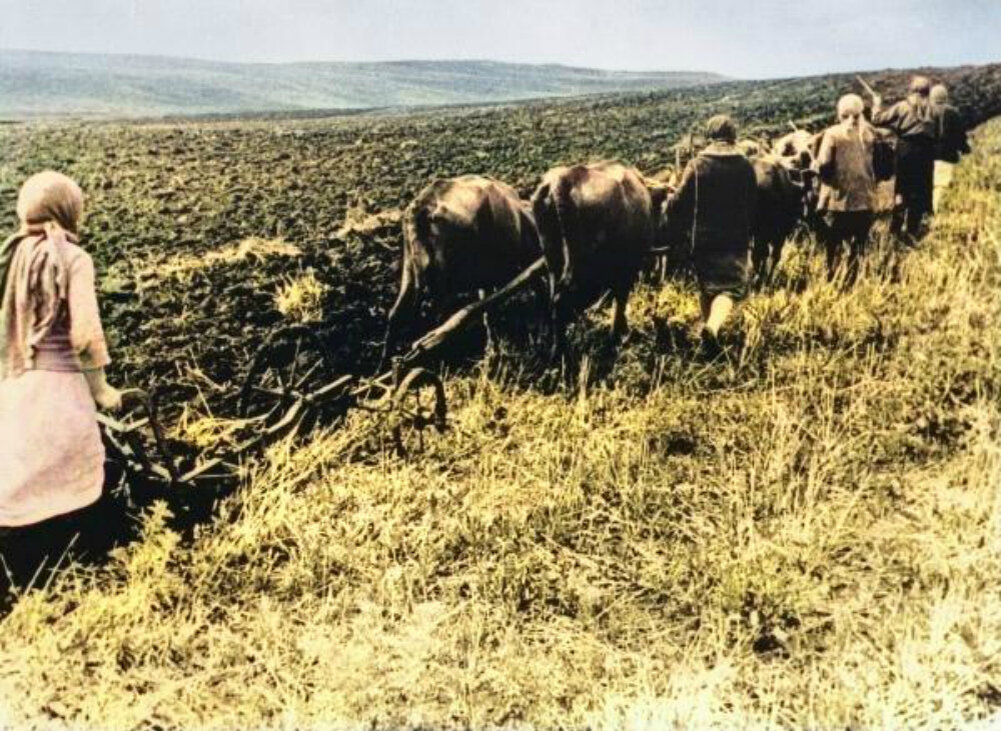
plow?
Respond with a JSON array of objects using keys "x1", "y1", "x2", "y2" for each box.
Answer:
[{"x1": 98, "y1": 256, "x2": 547, "y2": 496}]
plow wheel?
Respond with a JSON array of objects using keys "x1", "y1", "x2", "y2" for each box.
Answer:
[
  {"x1": 238, "y1": 325, "x2": 334, "y2": 430},
  {"x1": 391, "y1": 367, "x2": 448, "y2": 457}
]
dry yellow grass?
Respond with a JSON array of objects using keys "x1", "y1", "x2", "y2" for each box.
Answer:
[
  {"x1": 170, "y1": 404, "x2": 257, "y2": 451},
  {"x1": 274, "y1": 270, "x2": 329, "y2": 323},
  {"x1": 1, "y1": 122, "x2": 1000, "y2": 729},
  {"x1": 336, "y1": 205, "x2": 403, "y2": 239},
  {"x1": 139, "y1": 236, "x2": 302, "y2": 284}
]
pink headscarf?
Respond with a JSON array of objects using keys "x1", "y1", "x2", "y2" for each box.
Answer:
[{"x1": 0, "y1": 171, "x2": 84, "y2": 379}]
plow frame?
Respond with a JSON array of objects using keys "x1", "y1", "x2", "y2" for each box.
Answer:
[{"x1": 100, "y1": 255, "x2": 547, "y2": 492}]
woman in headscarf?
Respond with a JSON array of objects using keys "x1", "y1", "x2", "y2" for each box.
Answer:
[
  {"x1": 0, "y1": 171, "x2": 123, "y2": 592},
  {"x1": 930, "y1": 83, "x2": 970, "y2": 212},
  {"x1": 664, "y1": 114, "x2": 757, "y2": 351},
  {"x1": 813, "y1": 94, "x2": 878, "y2": 285},
  {"x1": 871, "y1": 75, "x2": 938, "y2": 242}
]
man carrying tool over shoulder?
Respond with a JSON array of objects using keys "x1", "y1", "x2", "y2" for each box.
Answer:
[{"x1": 865, "y1": 75, "x2": 938, "y2": 243}]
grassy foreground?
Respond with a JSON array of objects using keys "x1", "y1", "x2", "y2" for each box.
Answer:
[{"x1": 1, "y1": 122, "x2": 1000, "y2": 728}]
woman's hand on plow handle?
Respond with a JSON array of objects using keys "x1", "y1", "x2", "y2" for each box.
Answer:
[{"x1": 85, "y1": 368, "x2": 124, "y2": 412}]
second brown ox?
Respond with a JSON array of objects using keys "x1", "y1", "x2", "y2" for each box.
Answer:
[
  {"x1": 380, "y1": 175, "x2": 540, "y2": 367},
  {"x1": 532, "y1": 161, "x2": 667, "y2": 359}
]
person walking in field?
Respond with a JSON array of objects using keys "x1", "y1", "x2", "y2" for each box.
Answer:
[
  {"x1": 813, "y1": 94, "x2": 878, "y2": 285},
  {"x1": 0, "y1": 171, "x2": 123, "y2": 595},
  {"x1": 664, "y1": 114, "x2": 757, "y2": 351},
  {"x1": 930, "y1": 83, "x2": 970, "y2": 212},
  {"x1": 871, "y1": 75, "x2": 938, "y2": 242}
]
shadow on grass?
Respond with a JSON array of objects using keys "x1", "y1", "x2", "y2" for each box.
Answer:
[{"x1": 0, "y1": 459, "x2": 236, "y2": 617}]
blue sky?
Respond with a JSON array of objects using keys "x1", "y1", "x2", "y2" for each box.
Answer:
[{"x1": 0, "y1": 0, "x2": 998, "y2": 78}]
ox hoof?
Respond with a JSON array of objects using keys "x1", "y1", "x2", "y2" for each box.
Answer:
[
  {"x1": 613, "y1": 328, "x2": 633, "y2": 348},
  {"x1": 699, "y1": 326, "x2": 722, "y2": 358}
]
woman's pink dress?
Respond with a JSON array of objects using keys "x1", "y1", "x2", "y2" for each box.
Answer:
[{"x1": 0, "y1": 242, "x2": 110, "y2": 527}]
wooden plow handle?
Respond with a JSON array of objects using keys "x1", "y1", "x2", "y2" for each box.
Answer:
[{"x1": 97, "y1": 387, "x2": 181, "y2": 484}]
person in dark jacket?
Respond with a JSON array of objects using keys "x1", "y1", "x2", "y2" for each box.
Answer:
[
  {"x1": 871, "y1": 75, "x2": 937, "y2": 242},
  {"x1": 814, "y1": 94, "x2": 878, "y2": 285},
  {"x1": 664, "y1": 114, "x2": 757, "y2": 346},
  {"x1": 930, "y1": 84, "x2": 970, "y2": 212}
]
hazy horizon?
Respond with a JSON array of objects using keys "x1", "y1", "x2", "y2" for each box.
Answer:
[
  {"x1": 3, "y1": 46, "x2": 997, "y2": 85},
  {"x1": 0, "y1": 48, "x2": 729, "y2": 76},
  {"x1": 0, "y1": 0, "x2": 998, "y2": 79}
]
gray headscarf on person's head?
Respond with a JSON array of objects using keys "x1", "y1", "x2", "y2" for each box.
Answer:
[
  {"x1": 907, "y1": 75, "x2": 933, "y2": 121},
  {"x1": 0, "y1": 171, "x2": 84, "y2": 378},
  {"x1": 909, "y1": 76, "x2": 932, "y2": 96},
  {"x1": 837, "y1": 93, "x2": 864, "y2": 118},
  {"x1": 837, "y1": 93, "x2": 865, "y2": 131},
  {"x1": 930, "y1": 84, "x2": 949, "y2": 107}
]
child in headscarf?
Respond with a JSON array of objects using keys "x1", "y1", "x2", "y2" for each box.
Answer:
[{"x1": 0, "y1": 171, "x2": 122, "y2": 533}]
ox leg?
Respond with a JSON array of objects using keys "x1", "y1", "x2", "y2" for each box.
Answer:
[
  {"x1": 769, "y1": 236, "x2": 785, "y2": 284},
  {"x1": 379, "y1": 264, "x2": 417, "y2": 372},
  {"x1": 825, "y1": 240, "x2": 840, "y2": 282},
  {"x1": 611, "y1": 286, "x2": 629, "y2": 341},
  {"x1": 549, "y1": 275, "x2": 569, "y2": 364},
  {"x1": 550, "y1": 295, "x2": 565, "y2": 363},
  {"x1": 478, "y1": 288, "x2": 496, "y2": 357},
  {"x1": 530, "y1": 275, "x2": 551, "y2": 339},
  {"x1": 751, "y1": 237, "x2": 769, "y2": 289}
]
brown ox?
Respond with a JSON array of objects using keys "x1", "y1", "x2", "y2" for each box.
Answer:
[
  {"x1": 748, "y1": 154, "x2": 809, "y2": 284},
  {"x1": 772, "y1": 129, "x2": 825, "y2": 215},
  {"x1": 772, "y1": 129, "x2": 822, "y2": 170},
  {"x1": 380, "y1": 175, "x2": 540, "y2": 367},
  {"x1": 744, "y1": 129, "x2": 828, "y2": 281},
  {"x1": 531, "y1": 161, "x2": 667, "y2": 358}
]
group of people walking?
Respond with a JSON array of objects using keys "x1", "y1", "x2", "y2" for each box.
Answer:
[
  {"x1": 667, "y1": 75, "x2": 969, "y2": 343},
  {"x1": 874, "y1": 77, "x2": 969, "y2": 237},
  {"x1": 0, "y1": 76, "x2": 972, "y2": 601}
]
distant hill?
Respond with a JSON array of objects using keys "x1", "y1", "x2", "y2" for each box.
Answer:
[{"x1": 0, "y1": 50, "x2": 728, "y2": 118}]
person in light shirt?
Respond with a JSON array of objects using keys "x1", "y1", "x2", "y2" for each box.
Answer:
[
  {"x1": 0, "y1": 171, "x2": 124, "y2": 597},
  {"x1": 813, "y1": 94, "x2": 879, "y2": 285}
]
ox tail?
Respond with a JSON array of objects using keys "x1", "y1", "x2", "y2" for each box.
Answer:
[
  {"x1": 531, "y1": 177, "x2": 578, "y2": 289},
  {"x1": 531, "y1": 182, "x2": 555, "y2": 264},
  {"x1": 406, "y1": 203, "x2": 434, "y2": 287},
  {"x1": 551, "y1": 175, "x2": 579, "y2": 291},
  {"x1": 381, "y1": 204, "x2": 429, "y2": 370}
]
